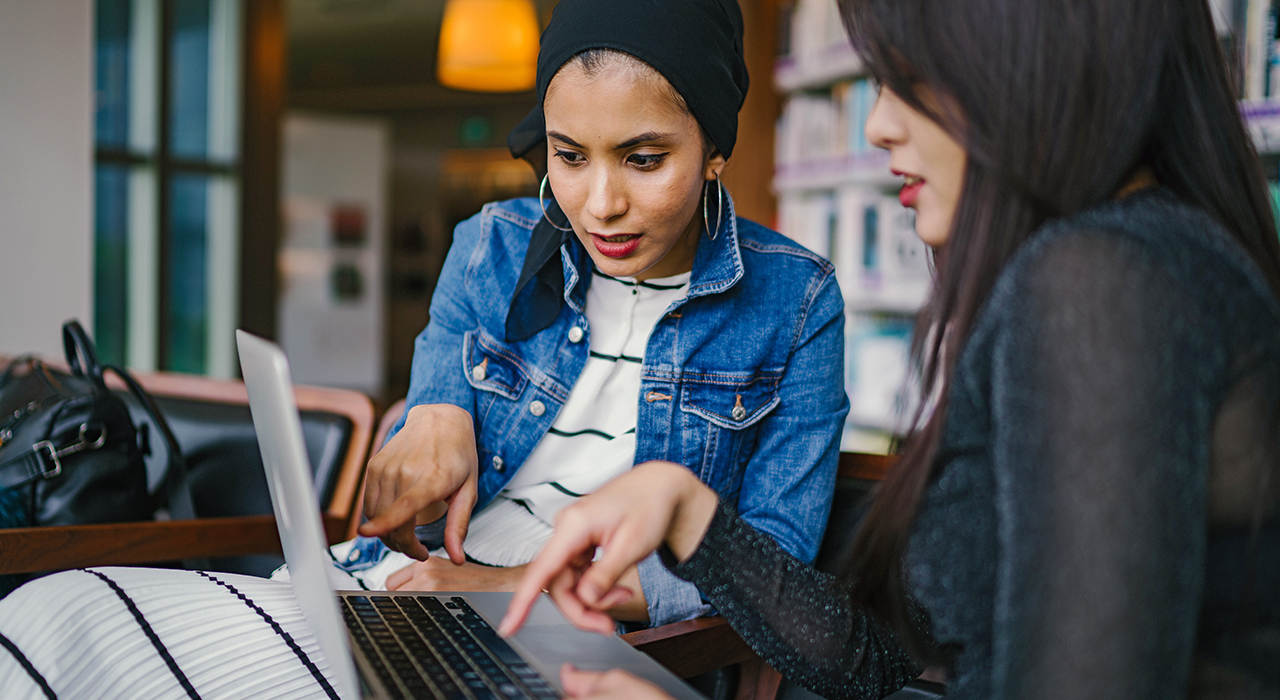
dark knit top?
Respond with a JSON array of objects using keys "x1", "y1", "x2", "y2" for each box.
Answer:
[{"x1": 670, "y1": 189, "x2": 1280, "y2": 699}]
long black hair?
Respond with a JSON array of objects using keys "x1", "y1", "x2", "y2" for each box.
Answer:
[{"x1": 836, "y1": 0, "x2": 1280, "y2": 654}]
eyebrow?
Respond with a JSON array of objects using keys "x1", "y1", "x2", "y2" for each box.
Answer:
[
  {"x1": 546, "y1": 130, "x2": 677, "y2": 150},
  {"x1": 547, "y1": 131, "x2": 584, "y2": 148},
  {"x1": 616, "y1": 131, "x2": 677, "y2": 149}
]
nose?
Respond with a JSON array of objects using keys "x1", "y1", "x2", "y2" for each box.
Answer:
[
  {"x1": 865, "y1": 87, "x2": 906, "y2": 151},
  {"x1": 585, "y1": 166, "x2": 627, "y2": 223}
]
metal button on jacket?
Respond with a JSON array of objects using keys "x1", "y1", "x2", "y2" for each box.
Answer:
[
  {"x1": 568, "y1": 326, "x2": 584, "y2": 343},
  {"x1": 529, "y1": 400, "x2": 546, "y2": 416},
  {"x1": 492, "y1": 455, "x2": 505, "y2": 472},
  {"x1": 471, "y1": 361, "x2": 487, "y2": 382}
]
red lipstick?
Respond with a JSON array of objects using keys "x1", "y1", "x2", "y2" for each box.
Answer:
[
  {"x1": 590, "y1": 233, "x2": 642, "y2": 258},
  {"x1": 892, "y1": 170, "x2": 925, "y2": 208}
]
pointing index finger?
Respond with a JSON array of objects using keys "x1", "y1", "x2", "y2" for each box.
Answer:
[{"x1": 500, "y1": 526, "x2": 598, "y2": 637}]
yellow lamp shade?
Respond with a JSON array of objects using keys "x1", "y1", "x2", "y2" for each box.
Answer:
[{"x1": 437, "y1": 0, "x2": 540, "y2": 92}]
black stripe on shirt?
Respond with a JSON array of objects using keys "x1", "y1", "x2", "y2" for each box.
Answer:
[
  {"x1": 82, "y1": 569, "x2": 201, "y2": 700},
  {"x1": 548, "y1": 482, "x2": 586, "y2": 498},
  {"x1": 509, "y1": 497, "x2": 537, "y2": 517},
  {"x1": 0, "y1": 631, "x2": 57, "y2": 700},
  {"x1": 548, "y1": 426, "x2": 637, "y2": 440},
  {"x1": 196, "y1": 571, "x2": 340, "y2": 700},
  {"x1": 592, "y1": 270, "x2": 688, "y2": 291},
  {"x1": 589, "y1": 350, "x2": 643, "y2": 364}
]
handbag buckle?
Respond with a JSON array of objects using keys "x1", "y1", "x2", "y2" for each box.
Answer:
[
  {"x1": 32, "y1": 441, "x2": 62, "y2": 479},
  {"x1": 32, "y1": 424, "x2": 108, "y2": 480}
]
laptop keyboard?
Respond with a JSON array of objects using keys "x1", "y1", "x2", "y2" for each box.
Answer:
[{"x1": 341, "y1": 594, "x2": 561, "y2": 700}]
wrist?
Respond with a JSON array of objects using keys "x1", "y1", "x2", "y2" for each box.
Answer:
[{"x1": 665, "y1": 465, "x2": 717, "y2": 562}]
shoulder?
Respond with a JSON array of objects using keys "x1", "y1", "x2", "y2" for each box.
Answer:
[
  {"x1": 439, "y1": 198, "x2": 543, "y2": 327},
  {"x1": 999, "y1": 190, "x2": 1263, "y2": 301},
  {"x1": 722, "y1": 218, "x2": 844, "y2": 329},
  {"x1": 735, "y1": 217, "x2": 836, "y2": 276},
  {"x1": 974, "y1": 190, "x2": 1280, "y2": 347},
  {"x1": 449, "y1": 198, "x2": 541, "y2": 279},
  {"x1": 454, "y1": 197, "x2": 541, "y2": 250}
]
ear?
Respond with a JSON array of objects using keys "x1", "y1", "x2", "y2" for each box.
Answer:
[{"x1": 704, "y1": 152, "x2": 727, "y2": 181}]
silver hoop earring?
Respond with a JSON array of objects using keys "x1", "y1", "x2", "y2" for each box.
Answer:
[
  {"x1": 703, "y1": 175, "x2": 725, "y2": 241},
  {"x1": 539, "y1": 174, "x2": 574, "y2": 233}
]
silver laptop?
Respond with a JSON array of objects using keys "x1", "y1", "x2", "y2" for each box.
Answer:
[{"x1": 236, "y1": 330, "x2": 705, "y2": 700}]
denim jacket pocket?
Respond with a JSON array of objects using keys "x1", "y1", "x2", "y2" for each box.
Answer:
[
  {"x1": 678, "y1": 371, "x2": 782, "y2": 430},
  {"x1": 463, "y1": 330, "x2": 528, "y2": 400},
  {"x1": 677, "y1": 372, "x2": 782, "y2": 494}
]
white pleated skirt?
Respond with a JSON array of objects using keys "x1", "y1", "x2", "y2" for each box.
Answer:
[{"x1": 0, "y1": 567, "x2": 340, "y2": 700}]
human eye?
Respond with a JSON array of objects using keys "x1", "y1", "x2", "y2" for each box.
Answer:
[
  {"x1": 554, "y1": 149, "x2": 586, "y2": 166},
  {"x1": 627, "y1": 152, "x2": 668, "y2": 170}
]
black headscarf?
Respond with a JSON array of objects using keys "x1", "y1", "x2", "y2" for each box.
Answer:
[{"x1": 503, "y1": 0, "x2": 749, "y2": 342}]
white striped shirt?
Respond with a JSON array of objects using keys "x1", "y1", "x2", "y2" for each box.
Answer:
[{"x1": 462, "y1": 269, "x2": 690, "y2": 567}]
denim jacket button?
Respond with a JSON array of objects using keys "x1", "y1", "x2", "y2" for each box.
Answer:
[
  {"x1": 732, "y1": 405, "x2": 747, "y2": 421},
  {"x1": 471, "y1": 362, "x2": 487, "y2": 382},
  {"x1": 492, "y1": 455, "x2": 505, "y2": 472},
  {"x1": 529, "y1": 400, "x2": 546, "y2": 416},
  {"x1": 568, "y1": 326, "x2": 584, "y2": 343}
]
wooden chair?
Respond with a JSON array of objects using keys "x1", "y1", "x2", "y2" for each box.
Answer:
[{"x1": 0, "y1": 367, "x2": 375, "y2": 578}]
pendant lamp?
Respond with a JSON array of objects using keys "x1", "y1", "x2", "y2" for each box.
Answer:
[{"x1": 437, "y1": 0, "x2": 540, "y2": 92}]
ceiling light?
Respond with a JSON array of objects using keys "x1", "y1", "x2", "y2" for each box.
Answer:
[{"x1": 437, "y1": 0, "x2": 540, "y2": 93}]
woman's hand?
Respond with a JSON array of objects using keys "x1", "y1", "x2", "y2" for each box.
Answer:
[
  {"x1": 387, "y1": 560, "x2": 525, "y2": 592},
  {"x1": 387, "y1": 560, "x2": 652, "y2": 622},
  {"x1": 559, "y1": 665, "x2": 674, "y2": 700},
  {"x1": 499, "y1": 461, "x2": 718, "y2": 637},
  {"x1": 357, "y1": 404, "x2": 478, "y2": 563}
]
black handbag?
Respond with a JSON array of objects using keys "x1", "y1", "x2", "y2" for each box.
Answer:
[{"x1": 0, "y1": 321, "x2": 196, "y2": 593}]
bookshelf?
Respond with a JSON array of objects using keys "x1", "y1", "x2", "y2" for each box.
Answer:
[
  {"x1": 774, "y1": 0, "x2": 1280, "y2": 452},
  {"x1": 773, "y1": 0, "x2": 927, "y2": 451}
]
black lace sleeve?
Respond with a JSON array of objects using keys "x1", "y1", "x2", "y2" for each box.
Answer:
[{"x1": 666, "y1": 501, "x2": 919, "y2": 699}]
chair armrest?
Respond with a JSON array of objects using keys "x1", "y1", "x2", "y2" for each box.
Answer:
[
  {"x1": 0, "y1": 514, "x2": 347, "y2": 576},
  {"x1": 622, "y1": 616, "x2": 756, "y2": 679}
]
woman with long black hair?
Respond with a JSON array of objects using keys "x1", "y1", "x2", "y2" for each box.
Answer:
[{"x1": 501, "y1": 0, "x2": 1280, "y2": 697}]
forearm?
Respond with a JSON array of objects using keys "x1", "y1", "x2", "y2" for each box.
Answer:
[{"x1": 668, "y1": 501, "x2": 917, "y2": 699}]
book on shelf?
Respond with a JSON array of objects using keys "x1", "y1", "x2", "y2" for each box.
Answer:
[
  {"x1": 1218, "y1": 0, "x2": 1280, "y2": 99},
  {"x1": 834, "y1": 192, "x2": 931, "y2": 313},
  {"x1": 776, "y1": 77, "x2": 878, "y2": 169},
  {"x1": 845, "y1": 314, "x2": 916, "y2": 435},
  {"x1": 783, "y1": 0, "x2": 853, "y2": 65},
  {"x1": 778, "y1": 190, "x2": 929, "y2": 313}
]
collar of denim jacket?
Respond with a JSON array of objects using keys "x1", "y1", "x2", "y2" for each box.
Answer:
[
  {"x1": 561, "y1": 189, "x2": 745, "y2": 305},
  {"x1": 682, "y1": 188, "x2": 745, "y2": 300},
  {"x1": 503, "y1": 190, "x2": 745, "y2": 343}
]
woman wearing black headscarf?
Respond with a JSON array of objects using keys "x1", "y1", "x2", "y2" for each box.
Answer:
[
  {"x1": 342, "y1": 0, "x2": 848, "y2": 628},
  {"x1": 0, "y1": 1, "x2": 851, "y2": 696}
]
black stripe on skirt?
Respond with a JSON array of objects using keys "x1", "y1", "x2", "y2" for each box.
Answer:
[
  {"x1": 0, "y1": 630, "x2": 57, "y2": 699},
  {"x1": 196, "y1": 571, "x2": 341, "y2": 700},
  {"x1": 82, "y1": 569, "x2": 202, "y2": 700}
]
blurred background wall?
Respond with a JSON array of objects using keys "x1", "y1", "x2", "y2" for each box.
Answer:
[
  {"x1": 0, "y1": 0, "x2": 778, "y2": 408},
  {"x1": 0, "y1": 1, "x2": 94, "y2": 359}
]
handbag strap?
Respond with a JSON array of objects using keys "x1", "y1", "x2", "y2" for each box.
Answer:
[
  {"x1": 103, "y1": 365, "x2": 197, "y2": 522},
  {"x1": 0, "y1": 442, "x2": 66, "y2": 490},
  {"x1": 0, "y1": 400, "x2": 103, "y2": 490},
  {"x1": 0, "y1": 356, "x2": 38, "y2": 390},
  {"x1": 63, "y1": 320, "x2": 106, "y2": 387}
]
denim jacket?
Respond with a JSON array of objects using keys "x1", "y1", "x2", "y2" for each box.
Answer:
[{"x1": 386, "y1": 194, "x2": 848, "y2": 626}]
